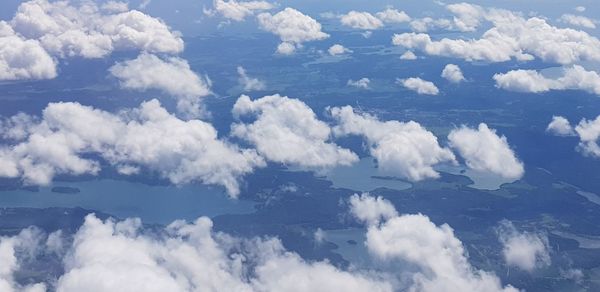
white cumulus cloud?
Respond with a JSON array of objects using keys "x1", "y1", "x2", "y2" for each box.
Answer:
[
  {"x1": 212, "y1": 0, "x2": 274, "y2": 22},
  {"x1": 258, "y1": 8, "x2": 329, "y2": 55},
  {"x1": 448, "y1": 123, "x2": 524, "y2": 179},
  {"x1": 347, "y1": 78, "x2": 370, "y2": 89},
  {"x1": 441, "y1": 64, "x2": 465, "y2": 83},
  {"x1": 398, "y1": 77, "x2": 440, "y2": 95},
  {"x1": 493, "y1": 65, "x2": 600, "y2": 95},
  {"x1": 0, "y1": 100, "x2": 264, "y2": 197},
  {"x1": 496, "y1": 220, "x2": 551, "y2": 272},
  {"x1": 340, "y1": 11, "x2": 383, "y2": 30},
  {"x1": 328, "y1": 44, "x2": 352, "y2": 56},
  {"x1": 330, "y1": 106, "x2": 456, "y2": 181},
  {"x1": 546, "y1": 116, "x2": 575, "y2": 136},
  {"x1": 560, "y1": 14, "x2": 596, "y2": 29},
  {"x1": 237, "y1": 66, "x2": 265, "y2": 91},
  {"x1": 231, "y1": 94, "x2": 358, "y2": 169}
]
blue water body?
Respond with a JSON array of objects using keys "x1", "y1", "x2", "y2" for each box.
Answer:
[
  {"x1": 435, "y1": 164, "x2": 516, "y2": 190},
  {"x1": 0, "y1": 179, "x2": 256, "y2": 224},
  {"x1": 323, "y1": 157, "x2": 412, "y2": 192}
]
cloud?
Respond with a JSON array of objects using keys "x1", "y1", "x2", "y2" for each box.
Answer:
[
  {"x1": 109, "y1": 53, "x2": 212, "y2": 118},
  {"x1": 212, "y1": 0, "x2": 274, "y2": 21},
  {"x1": 397, "y1": 77, "x2": 439, "y2": 95},
  {"x1": 0, "y1": 227, "x2": 47, "y2": 292},
  {"x1": 330, "y1": 106, "x2": 456, "y2": 181},
  {"x1": 0, "y1": 21, "x2": 56, "y2": 81},
  {"x1": 0, "y1": 100, "x2": 264, "y2": 197},
  {"x1": 237, "y1": 66, "x2": 265, "y2": 91},
  {"x1": 441, "y1": 64, "x2": 465, "y2": 83},
  {"x1": 10, "y1": 0, "x2": 184, "y2": 59},
  {"x1": 328, "y1": 44, "x2": 352, "y2": 56},
  {"x1": 496, "y1": 220, "x2": 550, "y2": 272},
  {"x1": 575, "y1": 6, "x2": 586, "y2": 13},
  {"x1": 549, "y1": 114, "x2": 600, "y2": 158},
  {"x1": 347, "y1": 78, "x2": 370, "y2": 89},
  {"x1": 349, "y1": 193, "x2": 398, "y2": 226},
  {"x1": 394, "y1": 8, "x2": 600, "y2": 65},
  {"x1": 448, "y1": 123, "x2": 524, "y2": 179},
  {"x1": 571, "y1": 115, "x2": 600, "y2": 158},
  {"x1": 375, "y1": 8, "x2": 410, "y2": 24},
  {"x1": 560, "y1": 14, "x2": 596, "y2": 29},
  {"x1": 41, "y1": 213, "x2": 392, "y2": 292},
  {"x1": 352, "y1": 193, "x2": 519, "y2": 292},
  {"x1": 399, "y1": 51, "x2": 417, "y2": 60},
  {"x1": 258, "y1": 8, "x2": 329, "y2": 54},
  {"x1": 546, "y1": 116, "x2": 575, "y2": 136},
  {"x1": 409, "y1": 3, "x2": 484, "y2": 33},
  {"x1": 493, "y1": 65, "x2": 600, "y2": 95},
  {"x1": 340, "y1": 11, "x2": 383, "y2": 30},
  {"x1": 101, "y1": 1, "x2": 129, "y2": 13},
  {"x1": 231, "y1": 94, "x2": 358, "y2": 169}
]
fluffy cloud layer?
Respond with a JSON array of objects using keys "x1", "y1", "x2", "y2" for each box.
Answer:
[
  {"x1": 110, "y1": 53, "x2": 212, "y2": 118},
  {"x1": 2, "y1": 193, "x2": 524, "y2": 292},
  {"x1": 339, "y1": 8, "x2": 410, "y2": 31},
  {"x1": 441, "y1": 64, "x2": 465, "y2": 83},
  {"x1": 3, "y1": 213, "x2": 389, "y2": 292},
  {"x1": 232, "y1": 94, "x2": 358, "y2": 169},
  {"x1": 330, "y1": 106, "x2": 456, "y2": 181},
  {"x1": 11, "y1": 0, "x2": 183, "y2": 58},
  {"x1": 340, "y1": 11, "x2": 383, "y2": 30},
  {"x1": 350, "y1": 193, "x2": 518, "y2": 292},
  {"x1": 397, "y1": 77, "x2": 440, "y2": 95},
  {"x1": 211, "y1": 0, "x2": 274, "y2": 22},
  {"x1": 493, "y1": 65, "x2": 600, "y2": 95},
  {"x1": 257, "y1": 8, "x2": 329, "y2": 54},
  {"x1": 496, "y1": 220, "x2": 550, "y2": 272},
  {"x1": 0, "y1": 0, "x2": 183, "y2": 80},
  {"x1": 560, "y1": 14, "x2": 596, "y2": 29},
  {"x1": 0, "y1": 21, "x2": 56, "y2": 80},
  {"x1": 0, "y1": 100, "x2": 264, "y2": 197},
  {"x1": 394, "y1": 6, "x2": 600, "y2": 65},
  {"x1": 448, "y1": 123, "x2": 524, "y2": 179}
]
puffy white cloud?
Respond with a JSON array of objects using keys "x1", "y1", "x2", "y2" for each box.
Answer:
[
  {"x1": 10, "y1": 0, "x2": 184, "y2": 59},
  {"x1": 54, "y1": 214, "x2": 393, "y2": 292},
  {"x1": 0, "y1": 100, "x2": 264, "y2": 197},
  {"x1": 496, "y1": 220, "x2": 550, "y2": 272},
  {"x1": 448, "y1": 123, "x2": 524, "y2": 179},
  {"x1": 546, "y1": 116, "x2": 575, "y2": 136},
  {"x1": 493, "y1": 65, "x2": 600, "y2": 95},
  {"x1": 212, "y1": 0, "x2": 274, "y2": 21},
  {"x1": 399, "y1": 50, "x2": 417, "y2": 60},
  {"x1": 573, "y1": 115, "x2": 600, "y2": 157},
  {"x1": 232, "y1": 94, "x2": 358, "y2": 169},
  {"x1": 394, "y1": 9, "x2": 600, "y2": 65},
  {"x1": 237, "y1": 66, "x2": 265, "y2": 91},
  {"x1": 340, "y1": 11, "x2": 383, "y2": 30},
  {"x1": 375, "y1": 8, "x2": 410, "y2": 24},
  {"x1": 328, "y1": 44, "x2": 351, "y2": 56},
  {"x1": 110, "y1": 53, "x2": 212, "y2": 118},
  {"x1": 0, "y1": 227, "x2": 47, "y2": 292},
  {"x1": 347, "y1": 78, "x2": 370, "y2": 89},
  {"x1": 575, "y1": 6, "x2": 586, "y2": 12},
  {"x1": 101, "y1": 1, "x2": 129, "y2": 13},
  {"x1": 397, "y1": 77, "x2": 439, "y2": 95},
  {"x1": 258, "y1": 8, "x2": 329, "y2": 54},
  {"x1": 441, "y1": 64, "x2": 465, "y2": 83},
  {"x1": 330, "y1": 106, "x2": 456, "y2": 181},
  {"x1": 353, "y1": 194, "x2": 518, "y2": 292},
  {"x1": 410, "y1": 17, "x2": 453, "y2": 33},
  {"x1": 0, "y1": 21, "x2": 56, "y2": 81},
  {"x1": 349, "y1": 193, "x2": 398, "y2": 226},
  {"x1": 560, "y1": 14, "x2": 596, "y2": 29},
  {"x1": 445, "y1": 2, "x2": 486, "y2": 32}
]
